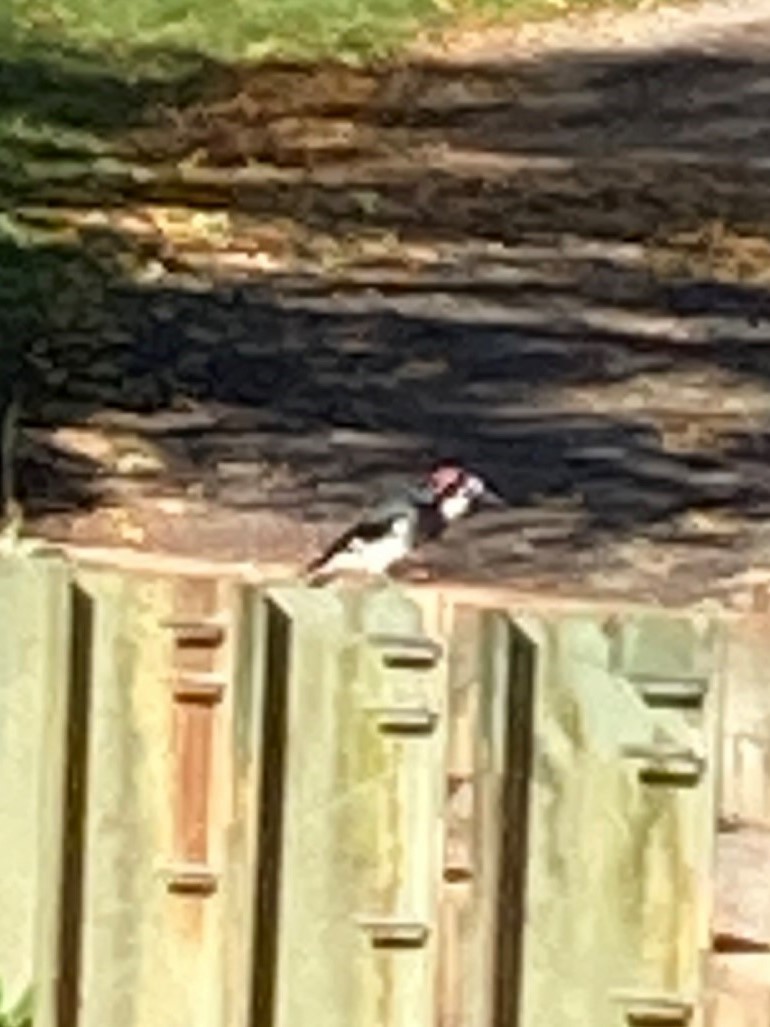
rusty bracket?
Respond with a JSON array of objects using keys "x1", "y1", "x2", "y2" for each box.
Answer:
[
  {"x1": 172, "y1": 671, "x2": 227, "y2": 704},
  {"x1": 627, "y1": 674, "x2": 709, "y2": 709},
  {"x1": 355, "y1": 916, "x2": 430, "y2": 949},
  {"x1": 162, "y1": 618, "x2": 226, "y2": 648},
  {"x1": 621, "y1": 743, "x2": 706, "y2": 786},
  {"x1": 163, "y1": 862, "x2": 219, "y2": 897},
  {"x1": 612, "y1": 991, "x2": 694, "y2": 1026},
  {"x1": 364, "y1": 704, "x2": 439, "y2": 735},
  {"x1": 366, "y1": 633, "x2": 443, "y2": 670}
]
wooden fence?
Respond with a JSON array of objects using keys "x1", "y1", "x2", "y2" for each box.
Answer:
[{"x1": 0, "y1": 552, "x2": 766, "y2": 1027}]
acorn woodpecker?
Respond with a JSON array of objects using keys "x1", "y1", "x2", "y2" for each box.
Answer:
[{"x1": 305, "y1": 463, "x2": 500, "y2": 584}]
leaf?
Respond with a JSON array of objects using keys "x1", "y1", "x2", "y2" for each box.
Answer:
[
  {"x1": 350, "y1": 190, "x2": 381, "y2": 216},
  {"x1": 8, "y1": 986, "x2": 33, "y2": 1027}
]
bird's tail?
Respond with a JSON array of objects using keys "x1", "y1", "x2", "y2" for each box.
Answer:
[{"x1": 303, "y1": 554, "x2": 335, "y2": 588}]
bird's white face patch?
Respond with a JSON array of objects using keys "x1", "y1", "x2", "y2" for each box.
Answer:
[
  {"x1": 440, "y1": 475, "x2": 485, "y2": 522},
  {"x1": 440, "y1": 492, "x2": 473, "y2": 521}
]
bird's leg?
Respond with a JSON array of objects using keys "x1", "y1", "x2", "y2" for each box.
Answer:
[
  {"x1": 395, "y1": 556, "x2": 434, "y2": 583},
  {"x1": 368, "y1": 572, "x2": 392, "y2": 591}
]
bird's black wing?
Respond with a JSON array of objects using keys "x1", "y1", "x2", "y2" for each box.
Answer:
[
  {"x1": 306, "y1": 499, "x2": 413, "y2": 574},
  {"x1": 415, "y1": 502, "x2": 448, "y2": 544}
]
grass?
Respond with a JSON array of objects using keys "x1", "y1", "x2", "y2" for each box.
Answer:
[
  {"x1": 0, "y1": 0, "x2": 654, "y2": 428},
  {"x1": 8, "y1": 0, "x2": 443, "y2": 62},
  {"x1": 0, "y1": 0, "x2": 652, "y2": 195},
  {"x1": 5, "y1": 0, "x2": 646, "y2": 62},
  {"x1": 0, "y1": 0, "x2": 652, "y2": 203},
  {"x1": 0, "y1": 0, "x2": 646, "y2": 229}
]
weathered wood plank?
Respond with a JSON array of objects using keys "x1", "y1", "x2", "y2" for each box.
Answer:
[
  {"x1": 262, "y1": 584, "x2": 444, "y2": 1027},
  {"x1": 714, "y1": 826, "x2": 770, "y2": 951},
  {"x1": 517, "y1": 612, "x2": 718, "y2": 1027},
  {"x1": 709, "y1": 613, "x2": 770, "y2": 1025},
  {"x1": 0, "y1": 556, "x2": 71, "y2": 1027},
  {"x1": 72, "y1": 567, "x2": 238, "y2": 1027}
]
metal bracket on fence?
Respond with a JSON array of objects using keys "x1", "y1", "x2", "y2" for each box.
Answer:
[
  {"x1": 172, "y1": 671, "x2": 227, "y2": 704},
  {"x1": 620, "y1": 743, "x2": 706, "y2": 786},
  {"x1": 365, "y1": 633, "x2": 443, "y2": 670},
  {"x1": 626, "y1": 674, "x2": 709, "y2": 709},
  {"x1": 612, "y1": 990, "x2": 694, "y2": 1026},
  {"x1": 162, "y1": 618, "x2": 227, "y2": 648},
  {"x1": 364, "y1": 704, "x2": 439, "y2": 735},
  {"x1": 355, "y1": 916, "x2": 430, "y2": 949},
  {"x1": 162, "y1": 862, "x2": 220, "y2": 897}
]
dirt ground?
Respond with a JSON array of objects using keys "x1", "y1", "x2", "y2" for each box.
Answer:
[{"x1": 13, "y1": 0, "x2": 770, "y2": 607}]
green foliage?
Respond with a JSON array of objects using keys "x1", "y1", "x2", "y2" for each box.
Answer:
[
  {"x1": 0, "y1": 983, "x2": 33, "y2": 1027},
  {"x1": 6, "y1": 0, "x2": 442, "y2": 61},
  {"x1": 4, "y1": 0, "x2": 634, "y2": 61},
  {"x1": 0, "y1": 0, "x2": 639, "y2": 214}
]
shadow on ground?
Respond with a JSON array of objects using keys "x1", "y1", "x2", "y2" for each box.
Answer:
[{"x1": 3, "y1": 33, "x2": 770, "y2": 599}]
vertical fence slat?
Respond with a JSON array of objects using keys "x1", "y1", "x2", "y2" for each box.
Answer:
[
  {"x1": 217, "y1": 586, "x2": 267, "y2": 1027},
  {"x1": 435, "y1": 605, "x2": 536, "y2": 1027},
  {"x1": 257, "y1": 585, "x2": 444, "y2": 1027},
  {"x1": 515, "y1": 612, "x2": 717, "y2": 1027},
  {"x1": 72, "y1": 568, "x2": 237, "y2": 1027},
  {"x1": 0, "y1": 556, "x2": 72, "y2": 1027},
  {"x1": 708, "y1": 614, "x2": 770, "y2": 1025}
]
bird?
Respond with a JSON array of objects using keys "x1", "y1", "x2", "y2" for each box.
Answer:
[{"x1": 305, "y1": 463, "x2": 500, "y2": 585}]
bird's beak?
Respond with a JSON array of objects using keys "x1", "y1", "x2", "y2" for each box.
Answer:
[{"x1": 480, "y1": 487, "x2": 505, "y2": 509}]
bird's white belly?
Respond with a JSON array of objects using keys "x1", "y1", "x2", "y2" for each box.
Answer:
[{"x1": 327, "y1": 518, "x2": 411, "y2": 574}]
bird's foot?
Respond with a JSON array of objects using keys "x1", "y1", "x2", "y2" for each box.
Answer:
[{"x1": 397, "y1": 562, "x2": 434, "y2": 584}]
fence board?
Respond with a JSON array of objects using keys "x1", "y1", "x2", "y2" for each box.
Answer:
[
  {"x1": 0, "y1": 556, "x2": 71, "y2": 1026},
  {"x1": 517, "y1": 612, "x2": 717, "y2": 1027},
  {"x1": 0, "y1": 559, "x2": 738, "y2": 1027},
  {"x1": 219, "y1": 585, "x2": 268, "y2": 1027},
  {"x1": 260, "y1": 585, "x2": 444, "y2": 1027},
  {"x1": 72, "y1": 568, "x2": 237, "y2": 1027}
]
